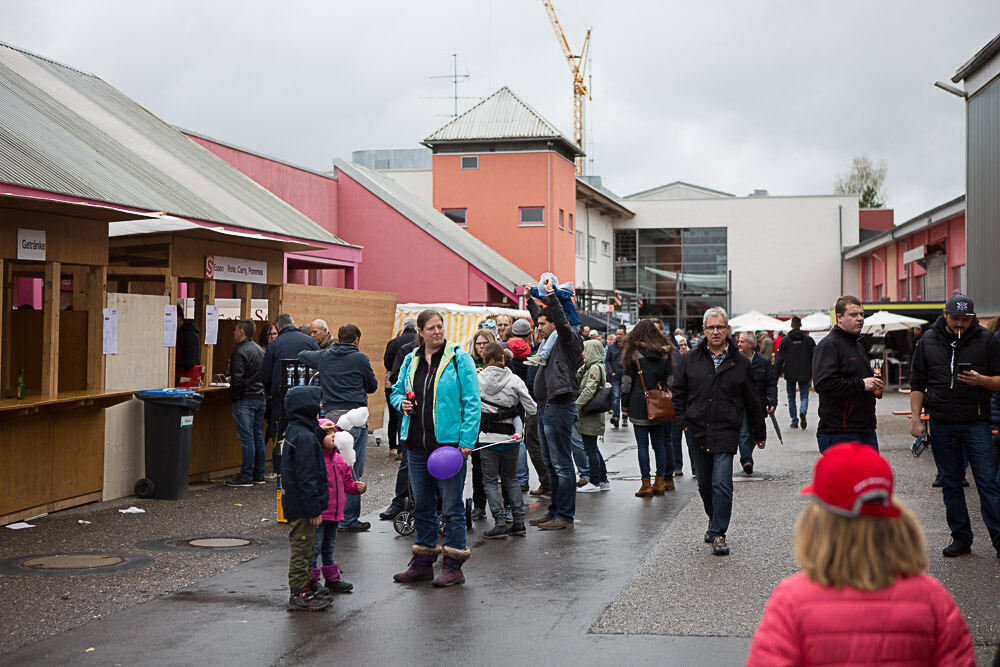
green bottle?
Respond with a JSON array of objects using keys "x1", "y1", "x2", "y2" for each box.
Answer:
[{"x1": 17, "y1": 369, "x2": 26, "y2": 400}]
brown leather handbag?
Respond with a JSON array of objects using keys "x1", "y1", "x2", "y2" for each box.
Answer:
[{"x1": 637, "y1": 356, "x2": 675, "y2": 421}]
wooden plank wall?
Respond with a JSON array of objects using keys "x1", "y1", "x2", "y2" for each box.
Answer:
[{"x1": 280, "y1": 285, "x2": 398, "y2": 427}]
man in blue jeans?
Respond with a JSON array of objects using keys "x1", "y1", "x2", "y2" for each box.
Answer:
[
  {"x1": 226, "y1": 320, "x2": 267, "y2": 487},
  {"x1": 736, "y1": 331, "x2": 777, "y2": 475},
  {"x1": 909, "y1": 294, "x2": 1000, "y2": 558},
  {"x1": 526, "y1": 276, "x2": 583, "y2": 530},
  {"x1": 605, "y1": 326, "x2": 626, "y2": 428},
  {"x1": 774, "y1": 316, "x2": 815, "y2": 429}
]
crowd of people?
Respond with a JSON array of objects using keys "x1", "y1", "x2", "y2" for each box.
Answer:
[{"x1": 217, "y1": 282, "x2": 1000, "y2": 662}]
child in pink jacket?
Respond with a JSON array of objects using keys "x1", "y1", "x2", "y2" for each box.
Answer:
[{"x1": 309, "y1": 429, "x2": 366, "y2": 595}]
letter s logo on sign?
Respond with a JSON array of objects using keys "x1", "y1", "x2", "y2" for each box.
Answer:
[{"x1": 205, "y1": 255, "x2": 215, "y2": 279}]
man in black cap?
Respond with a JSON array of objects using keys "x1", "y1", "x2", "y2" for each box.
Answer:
[{"x1": 910, "y1": 294, "x2": 1000, "y2": 558}]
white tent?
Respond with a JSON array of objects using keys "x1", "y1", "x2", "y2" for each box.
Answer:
[
  {"x1": 394, "y1": 303, "x2": 530, "y2": 348},
  {"x1": 800, "y1": 311, "x2": 834, "y2": 331},
  {"x1": 729, "y1": 310, "x2": 788, "y2": 333},
  {"x1": 861, "y1": 311, "x2": 927, "y2": 335}
]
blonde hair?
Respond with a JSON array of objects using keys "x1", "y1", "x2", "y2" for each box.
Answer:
[
  {"x1": 469, "y1": 329, "x2": 497, "y2": 362},
  {"x1": 793, "y1": 501, "x2": 928, "y2": 591}
]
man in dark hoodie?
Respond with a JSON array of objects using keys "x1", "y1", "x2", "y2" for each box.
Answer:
[
  {"x1": 299, "y1": 323, "x2": 378, "y2": 532},
  {"x1": 280, "y1": 385, "x2": 331, "y2": 612},
  {"x1": 774, "y1": 315, "x2": 816, "y2": 429},
  {"x1": 812, "y1": 296, "x2": 882, "y2": 452},
  {"x1": 909, "y1": 294, "x2": 1000, "y2": 558}
]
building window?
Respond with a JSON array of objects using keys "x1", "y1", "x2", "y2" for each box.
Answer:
[
  {"x1": 559, "y1": 209, "x2": 565, "y2": 230},
  {"x1": 442, "y1": 208, "x2": 467, "y2": 225},
  {"x1": 569, "y1": 213, "x2": 574, "y2": 233},
  {"x1": 602, "y1": 240, "x2": 610, "y2": 256},
  {"x1": 952, "y1": 265, "x2": 965, "y2": 294},
  {"x1": 461, "y1": 155, "x2": 478, "y2": 170},
  {"x1": 588, "y1": 235, "x2": 596, "y2": 262},
  {"x1": 576, "y1": 230, "x2": 585, "y2": 258},
  {"x1": 519, "y1": 207, "x2": 544, "y2": 226}
]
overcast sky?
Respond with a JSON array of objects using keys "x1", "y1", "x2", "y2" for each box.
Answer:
[{"x1": 5, "y1": 1, "x2": 999, "y2": 222}]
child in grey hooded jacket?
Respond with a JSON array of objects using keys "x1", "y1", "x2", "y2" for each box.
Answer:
[{"x1": 478, "y1": 342, "x2": 537, "y2": 539}]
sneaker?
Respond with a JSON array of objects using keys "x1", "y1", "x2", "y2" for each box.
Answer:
[
  {"x1": 712, "y1": 535, "x2": 730, "y2": 556},
  {"x1": 790, "y1": 421, "x2": 798, "y2": 429},
  {"x1": 471, "y1": 507, "x2": 487, "y2": 521},
  {"x1": 339, "y1": 521, "x2": 371, "y2": 532},
  {"x1": 503, "y1": 507, "x2": 514, "y2": 524},
  {"x1": 483, "y1": 524, "x2": 509, "y2": 539},
  {"x1": 508, "y1": 521, "x2": 527, "y2": 536},
  {"x1": 287, "y1": 590, "x2": 330, "y2": 612},
  {"x1": 264, "y1": 472, "x2": 278, "y2": 481},
  {"x1": 225, "y1": 475, "x2": 253, "y2": 488},
  {"x1": 673, "y1": 469, "x2": 683, "y2": 477},
  {"x1": 576, "y1": 477, "x2": 589, "y2": 488},
  {"x1": 598, "y1": 481, "x2": 611, "y2": 491},
  {"x1": 252, "y1": 476, "x2": 266, "y2": 484},
  {"x1": 538, "y1": 517, "x2": 573, "y2": 530},
  {"x1": 800, "y1": 412, "x2": 807, "y2": 429},
  {"x1": 379, "y1": 506, "x2": 403, "y2": 521},
  {"x1": 524, "y1": 354, "x2": 547, "y2": 367},
  {"x1": 528, "y1": 515, "x2": 554, "y2": 526},
  {"x1": 578, "y1": 484, "x2": 602, "y2": 493},
  {"x1": 742, "y1": 462, "x2": 753, "y2": 476},
  {"x1": 942, "y1": 538, "x2": 972, "y2": 557}
]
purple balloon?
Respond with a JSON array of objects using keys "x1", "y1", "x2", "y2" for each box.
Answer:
[{"x1": 427, "y1": 446, "x2": 464, "y2": 480}]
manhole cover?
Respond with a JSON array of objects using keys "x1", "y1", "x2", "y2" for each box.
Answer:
[
  {"x1": 137, "y1": 535, "x2": 278, "y2": 553},
  {"x1": 0, "y1": 552, "x2": 154, "y2": 576}
]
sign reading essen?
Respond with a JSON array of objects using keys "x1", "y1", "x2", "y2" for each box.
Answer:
[{"x1": 204, "y1": 254, "x2": 267, "y2": 284}]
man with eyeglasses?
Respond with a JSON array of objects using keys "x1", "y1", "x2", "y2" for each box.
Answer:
[{"x1": 812, "y1": 295, "x2": 882, "y2": 452}]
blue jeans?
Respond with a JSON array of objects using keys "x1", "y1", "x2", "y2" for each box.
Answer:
[
  {"x1": 738, "y1": 414, "x2": 754, "y2": 467},
  {"x1": 407, "y1": 449, "x2": 467, "y2": 550},
  {"x1": 341, "y1": 424, "x2": 368, "y2": 526},
  {"x1": 670, "y1": 420, "x2": 685, "y2": 472},
  {"x1": 929, "y1": 420, "x2": 1000, "y2": 548},
  {"x1": 816, "y1": 431, "x2": 879, "y2": 453},
  {"x1": 787, "y1": 379, "x2": 810, "y2": 423},
  {"x1": 571, "y1": 420, "x2": 590, "y2": 480},
  {"x1": 633, "y1": 423, "x2": 670, "y2": 478},
  {"x1": 230, "y1": 399, "x2": 266, "y2": 479},
  {"x1": 581, "y1": 434, "x2": 607, "y2": 484},
  {"x1": 538, "y1": 402, "x2": 577, "y2": 521},
  {"x1": 516, "y1": 442, "x2": 530, "y2": 484},
  {"x1": 609, "y1": 375, "x2": 622, "y2": 420},
  {"x1": 689, "y1": 445, "x2": 734, "y2": 538},
  {"x1": 309, "y1": 519, "x2": 340, "y2": 567}
]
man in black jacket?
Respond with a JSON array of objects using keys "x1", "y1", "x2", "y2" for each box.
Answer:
[
  {"x1": 262, "y1": 313, "x2": 319, "y2": 444},
  {"x1": 774, "y1": 316, "x2": 816, "y2": 429},
  {"x1": 226, "y1": 320, "x2": 267, "y2": 487},
  {"x1": 673, "y1": 307, "x2": 765, "y2": 556},
  {"x1": 812, "y1": 296, "x2": 882, "y2": 452},
  {"x1": 299, "y1": 323, "x2": 378, "y2": 532},
  {"x1": 909, "y1": 294, "x2": 1000, "y2": 558},
  {"x1": 605, "y1": 326, "x2": 626, "y2": 428},
  {"x1": 736, "y1": 331, "x2": 777, "y2": 475},
  {"x1": 382, "y1": 319, "x2": 417, "y2": 456},
  {"x1": 527, "y1": 277, "x2": 583, "y2": 531}
]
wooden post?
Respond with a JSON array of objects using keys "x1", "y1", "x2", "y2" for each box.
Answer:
[
  {"x1": 201, "y1": 279, "x2": 216, "y2": 387},
  {"x1": 268, "y1": 284, "x2": 283, "y2": 325},
  {"x1": 240, "y1": 282, "x2": 252, "y2": 320},
  {"x1": 164, "y1": 274, "x2": 177, "y2": 387},
  {"x1": 41, "y1": 261, "x2": 61, "y2": 397},
  {"x1": 71, "y1": 267, "x2": 88, "y2": 311},
  {"x1": 86, "y1": 266, "x2": 107, "y2": 390}
]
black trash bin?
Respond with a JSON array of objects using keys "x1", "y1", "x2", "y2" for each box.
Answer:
[{"x1": 134, "y1": 388, "x2": 204, "y2": 500}]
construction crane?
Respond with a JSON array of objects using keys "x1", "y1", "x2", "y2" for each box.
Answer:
[{"x1": 541, "y1": 0, "x2": 590, "y2": 174}]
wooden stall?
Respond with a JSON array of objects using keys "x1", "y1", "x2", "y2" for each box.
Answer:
[{"x1": 0, "y1": 195, "x2": 142, "y2": 524}]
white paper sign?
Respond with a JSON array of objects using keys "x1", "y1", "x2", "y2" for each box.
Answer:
[
  {"x1": 102, "y1": 308, "x2": 118, "y2": 354},
  {"x1": 163, "y1": 305, "x2": 177, "y2": 347},
  {"x1": 205, "y1": 255, "x2": 267, "y2": 284},
  {"x1": 204, "y1": 304, "x2": 219, "y2": 345},
  {"x1": 17, "y1": 229, "x2": 46, "y2": 261}
]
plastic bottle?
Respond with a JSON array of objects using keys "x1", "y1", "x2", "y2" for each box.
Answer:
[{"x1": 17, "y1": 369, "x2": 26, "y2": 400}]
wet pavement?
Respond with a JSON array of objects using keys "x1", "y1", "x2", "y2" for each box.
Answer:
[{"x1": 2, "y1": 392, "x2": 999, "y2": 665}]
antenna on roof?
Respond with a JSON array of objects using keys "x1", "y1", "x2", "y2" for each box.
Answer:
[{"x1": 429, "y1": 54, "x2": 472, "y2": 118}]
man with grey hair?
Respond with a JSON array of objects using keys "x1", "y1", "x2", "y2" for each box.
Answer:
[
  {"x1": 736, "y1": 331, "x2": 777, "y2": 475},
  {"x1": 309, "y1": 319, "x2": 334, "y2": 349},
  {"x1": 672, "y1": 307, "x2": 765, "y2": 555}
]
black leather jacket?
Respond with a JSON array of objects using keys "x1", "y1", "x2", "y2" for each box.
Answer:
[{"x1": 229, "y1": 338, "x2": 265, "y2": 401}]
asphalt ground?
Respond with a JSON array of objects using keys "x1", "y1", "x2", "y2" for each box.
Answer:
[{"x1": 2, "y1": 391, "x2": 999, "y2": 665}]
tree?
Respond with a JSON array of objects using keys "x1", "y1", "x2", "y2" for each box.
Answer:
[{"x1": 834, "y1": 156, "x2": 887, "y2": 208}]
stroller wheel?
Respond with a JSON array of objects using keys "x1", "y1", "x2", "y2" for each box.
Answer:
[
  {"x1": 465, "y1": 498, "x2": 473, "y2": 529},
  {"x1": 393, "y1": 511, "x2": 414, "y2": 536}
]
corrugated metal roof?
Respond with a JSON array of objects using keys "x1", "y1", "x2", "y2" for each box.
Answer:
[
  {"x1": 331, "y1": 158, "x2": 533, "y2": 294},
  {"x1": 0, "y1": 42, "x2": 345, "y2": 246},
  {"x1": 423, "y1": 86, "x2": 582, "y2": 155}
]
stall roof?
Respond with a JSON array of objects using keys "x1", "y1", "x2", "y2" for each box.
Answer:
[
  {"x1": 0, "y1": 192, "x2": 151, "y2": 222},
  {"x1": 108, "y1": 217, "x2": 326, "y2": 253},
  {"x1": 0, "y1": 41, "x2": 345, "y2": 247}
]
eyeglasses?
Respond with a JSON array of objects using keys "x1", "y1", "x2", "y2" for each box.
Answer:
[{"x1": 704, "y1": 325, "x2": 727, "y2": 332}]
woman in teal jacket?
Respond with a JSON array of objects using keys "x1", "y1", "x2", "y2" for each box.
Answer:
[{"x1": 389, "y1": 310, "x2": 481, "y2": 587}]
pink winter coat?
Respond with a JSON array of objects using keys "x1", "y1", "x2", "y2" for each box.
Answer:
[
  {"x1": 320, "y1": 449, "x2": 362, "y2": 522},
  {"x1": 747, "y1": 571, "x2": 974, "y2": 666}
]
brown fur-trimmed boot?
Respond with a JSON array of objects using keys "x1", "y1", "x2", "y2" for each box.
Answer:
[
  {"x1": 635, "y1": 478, "x2": 654, "y2": 497},
  {"x1": 393, "y1": 544, "x2": 441, "y2": 583},
  {"x1": 432, "y1": 546, "x2": 470, "y2": 587}
]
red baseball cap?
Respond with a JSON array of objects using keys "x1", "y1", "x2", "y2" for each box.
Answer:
[{"x1": 800, "y1": 443, "x2": 901, "y2": 519}]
